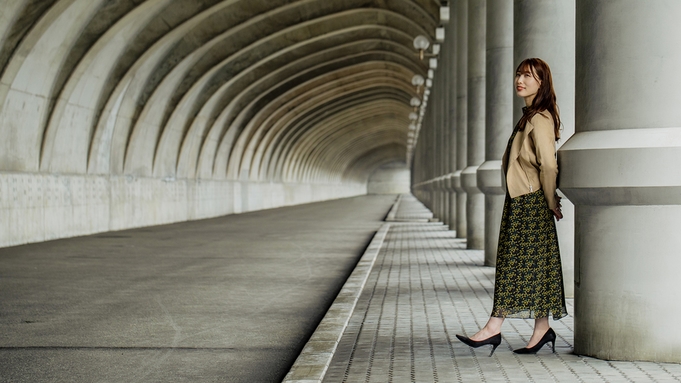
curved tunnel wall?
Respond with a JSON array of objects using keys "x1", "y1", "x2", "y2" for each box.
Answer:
[{"x1": 0, "y1": 0, "x2": 439, "y2": 247}]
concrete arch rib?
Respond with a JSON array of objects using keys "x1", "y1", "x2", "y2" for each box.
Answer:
[
  {"x1": 90, "y1": 0, "x2": 284, "y2": 175},
  {"x1": 196, "y1": 45, "x2": 419, "y2": 181},
  {"x1": 187, "y1": 40, "x2": 419, "y2": 180},
  {"x1": 224, "y1": 61, "x2": 417, "y2": 181},
  {"x1": 308, "y1": 129, "x2": 406, "y2": 183},
  {"x1": 306, "y1": 127, "x2": 406, "y2": 183},
  {"x1": 146, "y1": 8, "x2": 430, "y2": 179},
  {"x1": 0, "y1": 0, "x2": 438, "y2": 178},
  {"x1": 1, "y1": 0, "x2": 201, "y2": 173},
  {"x1": 263, "y1": 83, "x2": 412, "y2": 183},
  {"x1": 267, "y1": 89, "x2": 409, "y2": 183},
  {"x1": 40, "y1": 0, "x2": 174, "y2": 174},
  {"x1": 297, "y1": 116, "x2": 406, "y2": 183},
  {"x1": 281, "y1": 99, "x2": 409, "y2": 181},
  {"x1": 290, "y1": 105, "x2": 409, "y2": 183},
  {"x1": 0, "y1": 0, "x2": 59, "y2": 77},
  {"x1": 342, "y1": 143, "x2": 407, "y2": 182},
  {"x1": 0, "y1": 0, "x2": 104, "y2": 172}
]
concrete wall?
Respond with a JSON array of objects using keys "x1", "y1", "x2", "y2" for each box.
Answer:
[
  {"x1": 0, "y1": 171, "x2": 365, "y2": 248},
  {"x1": 367, "y1": 162, "x2": 410, "y2": 194}
]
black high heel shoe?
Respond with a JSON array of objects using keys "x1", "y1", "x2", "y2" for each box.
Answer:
[
  {"x1": 513, "y1": 328, "x2": 557, "y2": 354},
  {"x1": 455, "y1": 333, "x2": 502, "y2": 356}
]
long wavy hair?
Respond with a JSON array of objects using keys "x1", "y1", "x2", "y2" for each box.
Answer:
[{"x1": 516, "y1": 58, "x2": 561, "y2": 140}]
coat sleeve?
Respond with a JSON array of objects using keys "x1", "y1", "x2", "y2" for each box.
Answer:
[{"x1": 529, "y1": 114, "x2": 558, "y2": 209}]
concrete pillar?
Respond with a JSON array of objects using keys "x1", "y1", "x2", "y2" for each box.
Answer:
[
  {"x1": 427, "y1": 82, "x2": 436, "y2": 214},
  {"x1": 440, "y1": 52, "x2": 450, "y2": 226},
  {"x1": 453, "y1": 0, "x2": 468, "y2": 239},
  {"x1": 461, "y1": 0, "x2": 485, "y2": 249},
  {"x1": 427, "y1": 92, "x2": 436, "y2": 211},
  {"x1": 514, "y1": 0, "x2": 575, "y2": 296},
  {"x1": 429, "y1": 88, "x2": 437, "y2": 212},
  {"x1": 559, "y1": 0, "x2": 681, "y2": 363},
  {"x1": 445, "y1": 9, "x2": 458, "y2": 232},
  {"x1": 477, "y1": 0, "x2": 512, "y2": 266},
  {"x1": 419, "y1": 111, "x2": 427, "y2": 205},
  {"x1": 435, "y1": 72, "x2": 446, "y2": 222},
  {"x1": 441, "y1": 24, "x2": 451, "y2": 228}
]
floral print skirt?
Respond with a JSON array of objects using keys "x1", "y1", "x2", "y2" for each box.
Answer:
[{"x1": 491, "y1": 189, "x2": 568, "y2": 320}]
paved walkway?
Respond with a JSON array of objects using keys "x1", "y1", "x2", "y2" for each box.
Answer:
[{"x1": 285, "y1": 194, "x2": 681, "y2": 383}]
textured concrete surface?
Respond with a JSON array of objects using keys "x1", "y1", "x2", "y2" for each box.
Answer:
[
  {"x1": 287, "y1": 194, "x2": 681, "y2": 382},
  {"x1": 0, "y1": 194, "x2": 396, "y2": 382},
  {"x1": 560, "y1": 1, "x2": 681, "y2": 362},
  {"x1": 0, "y1": 1, "x2": 437, "y2": 247},
  {"x1": 367, "y1": 162, "x2": 410, "y2": 195},
  {"x1": 0, "y1": 172, "x2": 366, "y2": 248}
]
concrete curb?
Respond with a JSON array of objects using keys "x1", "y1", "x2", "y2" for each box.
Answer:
[
  {"x1": 282, "y1": 223, "x2": 391, "y2": 383},
  {"x1": 384, "y1": 193, "x2": 402, "y2": 222}
]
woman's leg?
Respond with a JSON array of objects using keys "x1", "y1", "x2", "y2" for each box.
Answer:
[
  {"x1": 469, "y1": 316, "x2": 505, "y2": 341},
  {"x1": 526, "y1": 317, "x2": 550, "y2": 347}
]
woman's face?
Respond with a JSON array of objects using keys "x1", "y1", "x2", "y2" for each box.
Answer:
[{"x1": 515, "y1": 66, "x2": 541, "y2": 104}]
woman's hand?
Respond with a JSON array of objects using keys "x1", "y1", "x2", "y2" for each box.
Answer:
[{"x1": 551, "y1": 196, "x2": 563, "y2": 221}]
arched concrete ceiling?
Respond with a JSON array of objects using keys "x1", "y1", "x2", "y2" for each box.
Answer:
[{"x1": 0, "y1": 0, "x2": 438, "y2": 184}]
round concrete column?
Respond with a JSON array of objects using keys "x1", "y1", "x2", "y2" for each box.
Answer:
[
  {"x1": 461, "y1": 0, "x2": 485, "y2": 249},
  {"x1": 435, "y1": 73, "x2": 447, "y2": 223},
  {"x1": 559, "y1": 0, "x2": 681, "y2": 363},
  {"x1": 438, "y1": 177, "x2": 447, "y2": 223},
  {"x1": 428, "y1": 79, "x2": 438, "y2": 215},
  {"x1": 441, "y1": 24, "x2": 451, "y2": 229},
  {"x1": 443, "y1": 33, "x2": 453, "y2": 228},
  {"x1": 423, "y1": 108, "x2": 432, "y2": 210},
  {"x1": 514, "y1": 0, "x2": 575, "y2": 296},
  {"x1": 430, "y1": 94, "x2": 438, "y2": 212},
  {"x1": 453, "y1": 0, "x2": 468, "y2": 239},
  {"x1": 445, "y1": 15, "x2": 458, "y2": 232},
  {"x1": 446, "y1": 174, "x2": 456, "y2": 231},
  {"x1": 412, "y1": 134, "x2": 423, "y2": 199},
  {"x1": 429, "y1": 87, "x2": 438, "y2": 213},
  {"x1": 477, "y1": 0, "x2": 512, "y2": 266}
]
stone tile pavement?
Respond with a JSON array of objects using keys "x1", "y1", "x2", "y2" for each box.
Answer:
[{"x1": 285, "y1": 194, "x2": 681, "y2": 383}]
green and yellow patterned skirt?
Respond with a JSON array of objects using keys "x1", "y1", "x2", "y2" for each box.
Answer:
[{"x1": 491, "y1": 189, "x2": 568, "y2": 320}]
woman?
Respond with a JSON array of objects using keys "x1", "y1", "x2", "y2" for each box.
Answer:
[{"x1": 456, "y1": 58, "x2": 567, "y2": 356}]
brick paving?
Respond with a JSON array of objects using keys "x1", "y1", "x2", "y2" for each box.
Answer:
[{"x1": 286, "y1": 194, "x2": 681, "y2": 383}]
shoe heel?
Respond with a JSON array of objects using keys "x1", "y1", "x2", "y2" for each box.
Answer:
[
  {"x1": 551, "y1": 340, "x2": 556, "y2": 353},
  {"x1": 489, "y1": 343, "x2": 499, "y2": 357}
]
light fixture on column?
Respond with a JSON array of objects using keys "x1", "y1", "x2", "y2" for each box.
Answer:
[
  {"x1": 409, "y1": 112, "x2": 418, "y2": 121},
  {"x1": 426, "y1": 78, "x2": 433, "y2": 88},
  {"x1": 429, "y1": 58, "x2": 438, "y2": 69},
  {"x1": 411, "y1": 74, "x2": 425, "y2": 94},
  {"x1": 432, "y1": 44, "x2": 441, "y2": 55},
  {"x1": 427, "y1": 69, "x2": 434, "y2": 79},
  {"x1": 410, "y1": 96, "x2": 421, "y2": 108},
  {"x1": 413, "y1": 35, "x2": 430, "y2": 60}
]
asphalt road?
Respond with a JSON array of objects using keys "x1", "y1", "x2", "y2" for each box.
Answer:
[{"x1": 0, "y1": 195, "x2": 396, "y2": 382}]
